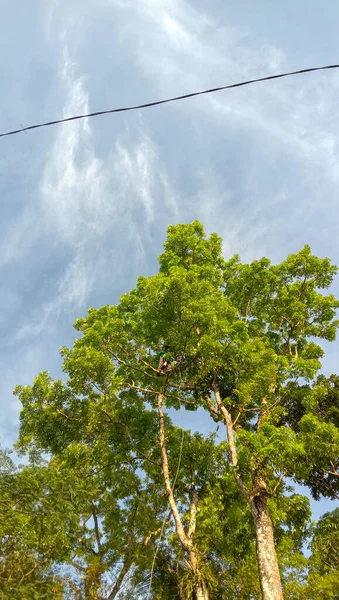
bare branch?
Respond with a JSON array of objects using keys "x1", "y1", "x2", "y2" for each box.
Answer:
[
  {"x1": 245, "y1": 300, "x2": 251, "y2": 324},
  {"x1": 88, "y1": 379, "x2": 107, "y2": 395},
  {"x1": 139, "y1": 357, "x2": 163, "y2": 375},
  {"x1": 111, "y1": 349, "x2": 194, "y2": 391},
  {"x1": 112, "y1": 418, "x2": 162, "y2": 468},
  {"x1": 98, "y1": 407, "x2": 113, "y2": 422},
  {"x1": 127, "y1": 381, "x2": 197, "y2": 406}
]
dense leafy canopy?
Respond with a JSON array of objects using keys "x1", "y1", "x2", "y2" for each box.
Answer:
[{"x1": 2, "y1": 221, "x2": 338, "y2": 598}]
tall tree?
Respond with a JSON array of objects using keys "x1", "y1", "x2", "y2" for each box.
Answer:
[
  {"x1": 57, "y1": 221, "x2": 338, "y2": 599},
  {"x1": 14, "y1": 221, "x2": 339, "y2": 599}
]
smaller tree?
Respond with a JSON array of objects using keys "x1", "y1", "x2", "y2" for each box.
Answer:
[
  {"x1": 15, "y1": 370, "x2": 170, "y2": 599},
  {"x1": 0, "y1": 449, "x2": 65, "y2": 599}
]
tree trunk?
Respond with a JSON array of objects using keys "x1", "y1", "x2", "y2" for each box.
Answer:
[
  {"x1": 189, "y1": 550, "x2": 209, "y2": 600},
  {"x1": 212, "y1": 387, "x2": 283, "y2": 600},
  {"x1": 195, "y1": 585, "x2": 209, "y2": 600},
  {"x1": 252, "y1": 491, "x2": 283, "y2": 600}
]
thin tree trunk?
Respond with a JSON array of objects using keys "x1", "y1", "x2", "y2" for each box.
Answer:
[
  {"x1": 213, "y1": 386, "x2": 284, "y2": 600},
  {"x1": 157, "y1": 392, "x2": 209, "y2": 600}
]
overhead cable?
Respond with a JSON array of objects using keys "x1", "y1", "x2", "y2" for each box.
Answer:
[{"x1": 1, "y1": 63, "x2": 339, "y2": 138}]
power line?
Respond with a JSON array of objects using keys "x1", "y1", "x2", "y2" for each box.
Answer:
[{"x1": 1, "y1": 63, "x2": 339, "y2": 139}]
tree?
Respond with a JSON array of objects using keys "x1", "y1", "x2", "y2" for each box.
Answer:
[
  {"x1": 14, "y1": 371, "x2": 171, "y2": 599},
  {"x1": 289, "y1": 375, "x2": 339, "y2": 500},
  {"x1": 15, "y1": 367, "x2": 249, "y2": 599},
  {"x1": 149, "y1": 223, "x2": 338, "y2": 599},
  {"x1": 305, "y1": 508, "x2": 339, "y2": 599},
  {"x1": 14, "y1": 221, "x2": 339, "y2": 599},
  {"x1": 283, "y1": 508, "x2": 339, "y2": 600},
  {"x1": 0, "y1": 448, "x2": 64, "y2": 599}
]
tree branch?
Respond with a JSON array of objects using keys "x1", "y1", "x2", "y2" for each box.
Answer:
[
  {"x1": 187, "y1": 486, "x2": 199, "y2": 540},
  {"x1": 91, "y1": 503, "x2": 102, "y2": 554},
  {"x1": 213, "y1": 385, "x2": 252, "y2": 506},
  {"x1": 204, "y1": 395, "x2": 222, "y2": 422},
  {"x1": 112, "y1": 350, "x2": 194, "y2": 391},
  {"x1": 107, "y1": 558, "x2": 132, "y2": 600},
  {"x1": 143, "y1": 526, "x2": 163, "y2": 546},
  {"x1": 157, "y1": 392, "x2": 191, "y2": 552},
  {"x1": 233, "y1": 410, "x2": 243, "y2": 426},
  {"x1": 70, "y1": 559, "x2": 87, "y2": 573},
  {"x1": 127, "y1": 381, "x2": 197, "y2": 406},
  {"x1": 52, "y1": 406, "x2": 83, "y2": 422},
  {"x1": 111, "y1": 353, "x2": 158, "y2": 380},
  {"x1": 270, "y1": 474, "x2": 284, "y2": 496}
]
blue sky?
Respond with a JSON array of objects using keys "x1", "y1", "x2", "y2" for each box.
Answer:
[{"x1": 1, "y1": 0, "x2": 338, "y2": 519}]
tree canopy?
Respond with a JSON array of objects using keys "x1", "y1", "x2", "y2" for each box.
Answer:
[{"x1": 5, "y1": 221, "x2": 339, "y2": 599}]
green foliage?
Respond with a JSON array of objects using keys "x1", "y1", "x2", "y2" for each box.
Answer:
[
  {"x1": 8, "y1": 221, "x2": 339, "y2": 597},
  {"x1": 283, "y1": 509, "x2": 339, "y2": 599},
  {"x1": 311, "y1": 508, "x2": 339, "y2": 572},
  {"x1": 0, "y1": 451, "x2": 65, "y2": 599}
]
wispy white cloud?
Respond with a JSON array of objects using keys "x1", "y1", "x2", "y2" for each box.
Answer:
[
  {"x1": 111, "y1": 0, "x2": 339, "y2": 159},
  {"x1": 41, "y1": 45, "x2": 106, "y2": 247},
  {"x1": 13, "y1": 38, "x2": 177, "y2": 341},
  {"x1": 102, "y1": 0, "x2": 339, "y2": 259},
  {"x1": 0, "y1": 212, "x2": 37, "y2": 269}
]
